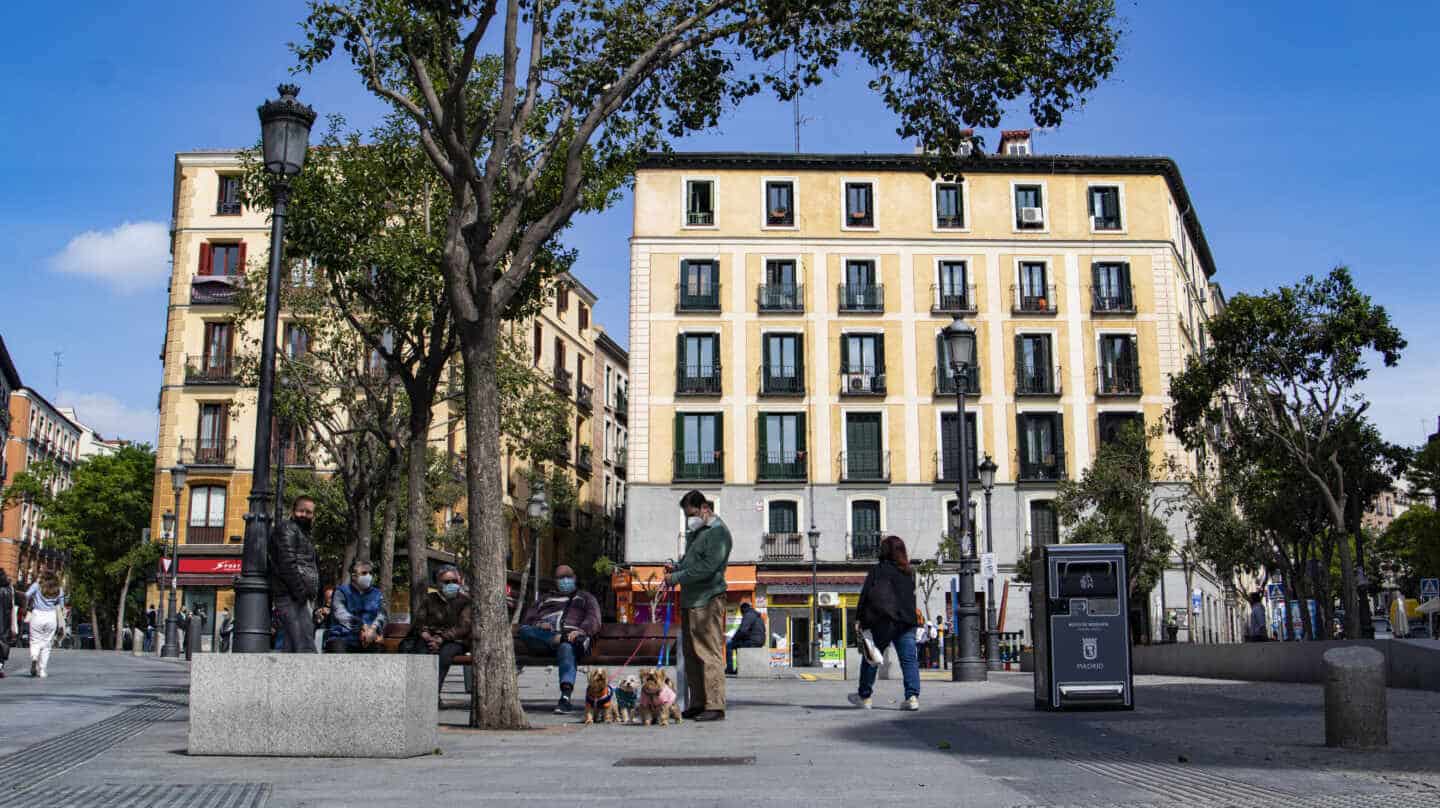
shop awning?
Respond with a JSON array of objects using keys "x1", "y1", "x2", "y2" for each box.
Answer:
[
  {"x1": 757, "y1": 571, "x2": 868, "y2": 587},
  {"x1": 617, "y1": 565, "x2": 757, "y2": 591}
]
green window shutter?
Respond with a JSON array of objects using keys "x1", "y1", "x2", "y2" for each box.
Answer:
[
  {"x1": 674, "y1": 413, "x2": 685, "y2": 468},
  {"x1": 797, "y1": 413, "x2": 807, "y2": 454},
  {"x1": 1016, "y1": 412, "x2": 1027, "y2": 464},
  {"x1": 875, "y1": 335, "x2": 886, "y2": 375},
  {"x1": 757, "y1": 413, "x2": 769, "y2": 461},
  {"x1": 936, "y1": 333, "x2": 947, "y2": 369},
  {"x1": 840, "y1": 336, "x2": 850, "y2": 373},
  {"x1": 1013, "y1": 334, "x2": 1025, "y2": 381},
  {"x1": 1054, "y1": 413, "x2": 1066, "y2": 470},
  {"x1": 762, "y1": 335, "x2": 772, "y2": 375},
  {"x1": 796, "y1": 335, "x2": 805, "y2": 382},
  {"x1": 676, "y1": 333, "x2": 686, "y2": 376}
]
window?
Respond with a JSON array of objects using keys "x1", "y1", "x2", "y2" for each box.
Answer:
[
  {"x1": 839, "y1": 260, "x2": 882, "y2": 312},
  {"x1": 1092, "y1": 262, "x2": 1134, "y2": 312},
  {"x1": 840, "y1": 334, "x2": 884, "y2": 395},
  {"x1": 283, "y1": 323, "x2": 309, "y2": 359},
  {"x1": 553, "y1": 338, "x2": 568, "y2": 391},
  {"x1": 1015, "y1": 262, "x2": 1053, "y2": 313},
  {"x1": 849, "y1": 500, "x2": 882, "y2": 558},
  {"x1": 759, "y1": 260, "x2": 801, "y2": 311},
  {"x1": 1089, "y1": 186, "x2": 1122, "y2": 230},
  {"x1": 674, "y1": 413, "x2": 723, "y2": 480},
  {"x1": 938, "y1": 412, "x2": 978, "y2": 481},
  {"x1": 217, "y1": 176, "x2": 242, "y2": 215},
  {"x1": 685, "y1": 179, "x2": 714, "y2": 226},
  {"x1": 188, "y1": 485, "x2": 227, "y2": 544},
  {"x1": 1098, "y1": 412, "x2": 1144, "y2": 447},
  {"x1": 758, "y1": 413, "x2": 806, "y2": 480},
  {"x1": 557, "y1": 284, "x2": 571, "y2": 318},
  {"x1": 1030, "y1": 500, "x2": 1058, "y2": 545},
  {"x1": 1006, "y1": 141, "x2": 1030, "y2": 156},
  {"x1": 1015, "y1": 334, "x2": 1056, "y2": 395},
  {"x1": 1098, "y1": 334, "x2": 1141, "y2": 395},
  {"x1": 1014, "y1": 184, "x2": 1044, "y2": 229},
  {"x1": 201, "y1": 322, "x2": 233, "y2": 378},
  {"x1": 767, "y1": 500, "x2": 799, "y2": 533},
  {"x1": 934, "y1": 260, "x2": 970, "y2": 312},
  {"x1": 200, "y1": 242, "x2": 245, "y2": 276},
  {"x1": 578, "y1": 304, "x2": 589, "y2": 331},
  {"x1": 844, "y1": 182, "x2": 874, "y2": 227},
  {"x1": 533, "y1": 324, "x2": 543, "y2": 365},
  {"x1": 677, "y1": 333, "x2": 721, "y2": 395},
  {"x1": 1017, "y1": 413, "x2": 1065, "y2": 481},
  {"x1": 843, "y1": 413, "x2": 886, "y2": 480},
  {"x1": 765, "y1": 181, "x2": 794, "y2": 226},
  {"x1": 195, "y1": 403, "x2": 229, "y2": 464},
  {"x1": 678, "y1": 260, "x2": 720, "y2": 310},
  {"x1": 935, "y1": 183, "x2": 964, "y2": 228},
  {"x1": 761, "y1": 333, "x2": 804, "y2": 395}
]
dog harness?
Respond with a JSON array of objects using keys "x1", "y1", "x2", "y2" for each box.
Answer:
[
  {"x1": 639, "y1": 684, "x2": 676, "y2": 709},
  {"x1": 586, "y1": 686, "x2": 614, "y2": 709},
  {"x1": 614, "y1": 688, "x2": 638, "y2": 710}
]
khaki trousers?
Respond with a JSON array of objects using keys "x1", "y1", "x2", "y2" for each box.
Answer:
[{"x1": 681, "y1": 594, "x2": 727, "y2": 711}]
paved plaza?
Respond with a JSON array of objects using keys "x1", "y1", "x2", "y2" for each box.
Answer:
[{"x1": 3, "y1": 651, "x2": 1439, "y2": 807}]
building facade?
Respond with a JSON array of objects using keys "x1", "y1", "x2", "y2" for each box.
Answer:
[
  {"x1": 56, "y1": 407, "x2": 126, "y2": 460},
  {"x1": 1, "y1": 386, "x2": 82, "y2": 583},
  {"x1": 593, "y1": 329, "x2": 629, "y2": 563},
  {"x1": 624, "y1": 139, "x2": 1233, "y2": 660}
]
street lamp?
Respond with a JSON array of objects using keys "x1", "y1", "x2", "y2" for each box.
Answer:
[
  {"x1": 234, "y1": 85, "x2": 315, "y2": 653},
  {"x1": 807, "y1": 526, "x2": 821, "y2": 668},
  {"x1": 162, "y1": 463, "x2": 186, "y2": 657},
  {"x1": 977, "y1": 454, "x2": 1000, "y2": 671},
  {"x1": 944, "y1": 316, "x2": 986, "y2": 683},
  {"x1": 527, "y1": 484, "x2": 550, "y2": 607}
]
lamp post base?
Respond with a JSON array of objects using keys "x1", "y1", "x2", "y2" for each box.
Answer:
[
  {"x1": 231, "y1": 573, "x2": 273, "y2": 654},
  {"x1": 953, "y1": 567, "x2": 988, "y2": 683},
  {"x1": 161, "y1": 616, "x2": 181, "y2": 658},
  {"x1": 985, "y1": 604, "x2": 1002, "y2": 671},
  {"x1": 952, "y1": 659, "x2": 988, "y2": 682}
]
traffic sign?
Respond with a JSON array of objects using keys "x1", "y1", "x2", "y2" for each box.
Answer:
[
  {"x1": 161, "y1": 557, "x2": 172, "y2": 573},
  {"x1": 1421, "y1": 578, "x2": 1439, "y2": 601},
  {"x1": 1191, "y1": 589, "x2": 1203, "y2": 615},
  {"x1": 1266, "y1": 582, "x2": 1284, "y2": 601}
]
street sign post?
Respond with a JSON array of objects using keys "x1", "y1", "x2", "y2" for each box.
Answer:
[{"x1": 1421, "y1": 579, "x2": 1439, "y2": 601}]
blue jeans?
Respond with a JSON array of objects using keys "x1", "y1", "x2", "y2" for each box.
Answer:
[
  {"x1": 518, "y1": 626, "x2": 579, "y2": 688},
  {"x1": 857, "y1": 622, "x2": 920, "y2": 700}
]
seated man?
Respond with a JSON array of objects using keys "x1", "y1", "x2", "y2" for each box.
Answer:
[
  {"x1": 399, "y1": 565, "x2": 473, "y2": 697},
  {"x1": 514, "y1": 565, "x2": 601, "y2": 714},
  {"x1": 725, "y1": 601, "x2": 766, "y2": 674},
  {"x1": 324, "y1": 560, "x2": 388, "y2": 653}
]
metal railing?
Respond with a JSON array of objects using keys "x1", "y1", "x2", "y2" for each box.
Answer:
[
  {"x1": 686, "y1": 210, "x2": 714, "y2": 226},
  {"x1": 1015, "y1": 363, "x2": 1062, "y2": 396},
  {"x1": 930, "y1": 283, "x2": 977, "y2": 314},
  {"x1": 614, "y1": 390, "x2": 628, "y2": 421},
  {"x1": 552, "y1": 367, "x2": 573, "y2": 396},
  {"x1": 837, "y1": 284, "x2": 884, "y2": 313},
  {"x1": 1091, "y1": 284, "x2": 1135, "y2": 313},
  {"x1": 577, "y1": 445, "x2": 594, "y2": 473},
  {"x1": 673, "y1": 451, "x2": 724, "y2": 481},
  {"x1": 576, "y1": 382, "x2": 594, "y2": 410},
  {"x1": 839, "y1": 450, "x2": 890, "y2": 482},
  {"x1": 1017, "y1": 450, "x2": 1067, "y2": 482},
  {"x1": 676, "y1": 284, "x2": 721, "y2": 311},
  {"x1": 179, "y1": 437, "x2": 236, "y2": 467},
  {"x1": 848, "y1": 531, "x2": 882, "y2": 560},
  {"x1": 760, "y1": 365, "x2": 804, "y2": 396},
  {"x1": 839, "y1": 367, "x2": 886, "y2": 396},
  {"x1": 934, "y1": 365, "x2": 980, "y2": 396},
  {"x1": 767, "y1": 207, "x2": 794, "y2": 227},
  {"x1": 933, "y1": 450, "x2": 978, "y2": 483},
  {"x1": 756, "y1": 449, "x2": 807, "y2": 481},
  {"x1": 758, "y1": 284, "x2": 803, "y2": 311},
  {"x1": 1011, "y1": 284, "x2": 1058, "y2": 314},
  {"x1": 1097, "y1": 360, "x2": 1142, "y2": 396},
  {"x1": 184, "y1": 354, "x2": 236, "y2": 385},
  {"x1": 186, "y1": 525, "x2": 226, "y2": 545},
  {"x1": 981, "y1": 630, "x2": 1026, "y2": 664},
  {"x1": 761, "y1": 532, "x2": 805, "y2": 561},
  {"x1": 190, "y1": 278, "x2": 242, "y2": 305},
  {"x1": 676, "y1": 362, "x2": 723, "y2": 395}
]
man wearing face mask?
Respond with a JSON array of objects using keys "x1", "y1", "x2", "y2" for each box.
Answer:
[
  {"x1": 323, "y1": 560, "x2": 389, "y2": 653},
  {"x1": 666, "y1": 490, "x2": 733, "y2": 722},
  {"x1": 268, "y1": 495, "x2": 321, "y2": 653},
  {"x1": 400, "y1": 565, "x2": 473, "y2": 696},
  {"x1": 514, "y1": 564, "x2": 602, "y2": 713}
]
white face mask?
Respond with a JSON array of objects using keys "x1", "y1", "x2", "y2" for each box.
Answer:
[
  {"x1": 355, "y1": 574, "x2": 373, "y2": 591},
  {"x1": 686, "y1": 515, "x2": 704, "y2": 532}
]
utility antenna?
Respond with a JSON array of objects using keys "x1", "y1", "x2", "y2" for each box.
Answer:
[
  {"x1": 53, "y1": 351, "x2": 63, "y2": 391},
  {"x1": 787, "y1": 48, "x2": 809, "y2": 153}
]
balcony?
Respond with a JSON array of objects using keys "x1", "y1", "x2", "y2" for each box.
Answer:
[
  {"x1": 190, "y1": 276, "x2": 242, "y2": 305},
  {"x1": 676, "y1": 284, "x2": 721, "y2": 312},
  {"x1": 933, "y1": 450, "x2": 978, "y2": 483},
  {"x1": 614, "y1": 390, "x2": 628, "y2": 423},
  {"x1": 577, "y1": 445, "x2": 594, "y2": 474},
  {"x1": 614, "y1": 445, "x2": 628, "y2": 478},
  {"x1": 759, "y1": 365, "x2": 805, "y2": 397},
  {"x1": 838, "y1": 285, "x2": 884, "y2": 313},
  {"x1": 848, "y1": 531, "x2": 882, "y2": 560},
  {"x1": 1098, "y1": 361, "x2": 1142, "y2": 397},
  {"x1": 756, "y1": 449, "x2": 806, "y2": 481},
  {"x1": 1018, "y1": 451, "x2": 1067, "y2": 482},
  {"x1": 552, "y1": 367, "x2": 573, "y2": 396},
  {"x1": 758, "y1": 284, "x2": 804, "y2": 312},
  {"x1": 686, "y1": 210, "x2": 714, "y2": 227},
  {"x1": 185, "y1": 525, "x2": 226, "y2": 545},
  {"x1": 839, "y1": 450, "x2": 890, "y2": 483},
  {"x1": 1016, "y1": 364, "x2": 1063, "y2": 397},
  {"x1": 673, "y1": 450, "x2": 723, "y2": 482},
  {"x1": 184, "y1": 354, "x2": 238, "y2": 385},
  {"x1": 1011, "y1": 284, "x2": 1058, "y2": 315},
  {"x1": 676, "y1": 363, "x2": 723, "y2": 396},
  {"x1": 934, "y1": 366, "x2": 980, "y2": 396},
  {"x1": 576, "y1": 382, "x2": 594, "y2": 411},
  {"x1": 839, "y1": 368, "x2": 886, "y2": 397},
  {"x1": 761, "y1": 532, "x2": 805, "y2": 561},
  {"x1": 611, "y1": 506, "x2": 626, "y2": 529},
  {"x1": 1091, "y1": 284, "x2": 1136, "y2": 314},
  {"x1": 179, "y1": 437, "x2": 236, "y2": 468},
  {"x1": 930, "y1": 283, "x2": 977, "y2": 315}
]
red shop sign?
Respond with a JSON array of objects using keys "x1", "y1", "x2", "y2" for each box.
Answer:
[{"x1": 158, "y1": 558, "x2": 243, "y2": 576}]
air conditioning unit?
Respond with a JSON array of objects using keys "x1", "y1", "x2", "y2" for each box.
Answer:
[
  {"x1": 818, "y1": 592, "x2": 840, "y2": 607},
  {"x1": 847, "y1": 373, "x2": 868, "y2": 392},
  {"x1": 1020, "y1": 207, "x2": 1044, "y2": 225}
]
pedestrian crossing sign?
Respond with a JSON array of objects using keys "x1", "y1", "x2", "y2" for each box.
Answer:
[{"x1": 1422, "y1": 578, "x2": 1439, "y2": 601}]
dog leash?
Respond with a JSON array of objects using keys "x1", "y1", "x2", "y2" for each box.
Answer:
[{"x1": 608, "y1": 579, "x2": 675, "y2": 685}]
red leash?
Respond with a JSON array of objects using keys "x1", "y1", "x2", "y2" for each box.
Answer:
[{"x1": 609, "y1": 580, "x2": 674, "y2": 684}]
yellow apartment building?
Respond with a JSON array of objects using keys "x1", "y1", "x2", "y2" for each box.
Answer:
[{"x1": 623, "y1": 133, "x2": 1237, "y2": 658}]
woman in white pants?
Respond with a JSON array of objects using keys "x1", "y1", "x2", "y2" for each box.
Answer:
[{"x1": 25, "y1": 571, "x2": 64, "y2": 678}]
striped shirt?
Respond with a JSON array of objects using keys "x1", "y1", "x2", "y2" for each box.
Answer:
[{"x1": 26, "y1": 583, "x2": 64, "y2": 612}]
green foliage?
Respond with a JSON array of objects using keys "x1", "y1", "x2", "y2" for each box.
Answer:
[
  {"x1": 498, "y1": 333, "x2": 573, "y2": 464},
  {"x1": 1374, "y1": 505, "x2": 1440, "y2": 595},
  {"x1": 1410, "y1": 436, "x2": 1440, "y2": 505},
  {"x1": 279, "y1": 469, "x2": 352, "y2": 582},
  {"x1": 0, "y1": 459, "x2": 58, "y2": 512}
]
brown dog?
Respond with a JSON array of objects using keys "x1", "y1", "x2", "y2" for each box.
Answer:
[
  {"x1": 583, "y1": 668, "x2": 619, "y2": 724},
  {"x1": 637, "y1": 668, "x2": 683, "y2": 726}
]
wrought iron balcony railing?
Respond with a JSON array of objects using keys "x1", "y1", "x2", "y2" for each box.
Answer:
[
  {"x1": 933, "y1": 450, "x2": 979, "y2": 483},
  {"x1": 576, "y1": 382, "x2": 594, "y2": 411},
  {"x1": 759, "y1": 364, "x2": 805, "y2": 396},
  {"x1": 934, "y1": 365, "x2": 980, "y2": 396},
  {"x1": 930, "y1": 283, "x2": 977, "y2": 314},
  {"x1": 758, "y1": 284, "x2": 804, "y2": 312},
  {"x1": 552, "y1": 367, "x2": 573, "y2": 396},
  {"x1": 673, "y1": 450, "x2": 724, "y2": 481},
  {"x1": 839, "y1": 367, "x2": 886, "y2": 396},
  {"x1": 1011, "y1": 284, "x2": 1058, "y2": 315},
  {"x1": 1098, "y1": 361, "x2": 1142, "y2": 396},
  {"x1": 838, "y1": 284, "x2": 884, "y2": 313},
  {"x1": 848, "y1": 531, "x2": 882, "y2": 560},
  {"x1": 1017, "y1": 450, "x2": 1067, "y2": 482},
  {"x1": 756, "y1": 449, "x2": 807, "y2": 481},
  {"x1": 839, "y1": 450, "x2": 890, "y2": 482},
  {"x1": 179, "y1": 437, "x2": 237, "y2": 467},
  {"x1": 1015, "y1": 364, "x2": 1063, "y2": 397},
  {"x1": 676, "y1": 284, "x2": 721, "y2": 312},
  {"x1": 1091, "y1": 284, "x2": 1136, "y2": 313},
  {"x1": 762, "y1": 532, "x2": 805, "y2": 561},
  {"x1": 676, "y1": 363, "x2": 723, "y2": 395},
  {"x1": 184, "y1": 354, "x2": 237, "y2": 385}
]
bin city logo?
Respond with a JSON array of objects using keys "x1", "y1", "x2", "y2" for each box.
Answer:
[
  {"x1": 1081, "y1": 636, "x2": 1098, "y2": 661},
  {"x1": 1079, "y1": 572, "x2": 1095, "y2": 591}
]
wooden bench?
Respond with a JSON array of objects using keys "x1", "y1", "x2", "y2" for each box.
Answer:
[{"x1": 384, "y1": 621, "x2": 676, "y2": 670}]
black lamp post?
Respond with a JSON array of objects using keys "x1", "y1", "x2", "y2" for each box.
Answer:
[
  {"x1": 807, "y1": 525, "x2": 820, "y2": 668},
  {"x1": 160, "y1": 511, "x2": 177, "y2": 657},
  {"x1": 944, "y1": 316, "x2": 986, "y2": 683},
  {"x1": 978, "y1": 454, "x2": 1000, "y2": 671},
  {"x1": 233, "y1": 85, "x2": 316, "y2": 653}
]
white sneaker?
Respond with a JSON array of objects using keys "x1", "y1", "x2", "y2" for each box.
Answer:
[
  {"x1": 847, "y1": 693, "x2": 872, "y2": 710},
  {"x1": 38, "y1": 671, "x2": 48, "y2": 679},
  {"x1": 902, "y1": 696, "x2": 919, "y2": 711}
]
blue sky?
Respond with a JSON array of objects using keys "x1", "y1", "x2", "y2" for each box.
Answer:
[{"x1": 2, "y1": 2, "x2": 1437, "y2": 447}]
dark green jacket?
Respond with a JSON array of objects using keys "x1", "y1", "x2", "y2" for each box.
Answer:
[{"x1": 671, "y1": 517, "x2": 733, "y2": 609}]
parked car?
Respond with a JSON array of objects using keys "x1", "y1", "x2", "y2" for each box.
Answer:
[{"x1": 1372, "y1": 618, "x2": 1394, "y2": 639}]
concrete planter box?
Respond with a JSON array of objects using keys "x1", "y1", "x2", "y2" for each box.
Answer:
[{"x1": 1133, "y1": 639, "x2": 1440, "y2": 692}]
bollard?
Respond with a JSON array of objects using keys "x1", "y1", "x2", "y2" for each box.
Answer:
[
  {"x1": 132, "y1": 628, "x2": 145, "y2": 657},
  {"x1": 1323, "y1": 646, "x2": 1387, "y2": 748},
  {"x1": 186, "y1": 615, "x2": 204, "y2": 660}
]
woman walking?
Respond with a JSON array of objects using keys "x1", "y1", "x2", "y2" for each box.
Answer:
[
  {"x1": 25, "y1": 572, "x2": 64, "y2": 678},
  {"x1": 849, "y1": 536, "x2": 922, "y2": 711}
]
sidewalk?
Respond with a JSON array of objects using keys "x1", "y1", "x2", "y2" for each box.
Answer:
[{"x1": 4, "y1": 651, "x2": 1439, "y2": 807}]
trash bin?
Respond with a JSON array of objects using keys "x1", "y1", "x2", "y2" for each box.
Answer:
[{"x1": 1032, "y1": 543, "x2": 1133, "y2": 711}]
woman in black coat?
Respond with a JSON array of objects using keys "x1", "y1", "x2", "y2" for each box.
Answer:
[{"x1": 849, "y1": 535, "x2": 922, "y2": 711}]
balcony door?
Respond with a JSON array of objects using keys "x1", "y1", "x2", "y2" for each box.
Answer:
[
  {"x1": 850, "y1": 500, "x2": 881, "y2": 557},
  {"x1": 759, "y1": 412, "x2": 805, "y2": 479},
  {"x1": 682, "y1": 333, "x2": 718, "y2": 386},
  {"x1": 938, "y1": 261, "x2": 967, "y2": 305},
  {"x1": 1019, "y1": 262, "x2": 1048, "y2": 303},
  {"x1": 939, "y1": 412, "x2": 978, "y2": 481},
  {"x1": 1018, "y1": 412, "x2": 1064, "y2": 479},
  {"x1": 197, "y1": 403, "x2": 228, "y2": 460},
  {"x1": 202, "y1": 322, "x2": 232, "y2": 375},
  {"x1": 763, "y1": 333, "x2": 802, "y2": 393},
  {"x1": 1030, "y1": 500, "x2": 1058, "y2": 546},
  {"x1": 845, "y1": 413, "x2": 882, "y2": 478}
]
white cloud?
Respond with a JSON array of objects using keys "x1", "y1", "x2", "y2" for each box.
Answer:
[
  {"x1": 57, "y1": 392, "x2": 157, "y2": 444},
  {"x1": 47, "y1": 221, "x2": 170, "y2": 293}
]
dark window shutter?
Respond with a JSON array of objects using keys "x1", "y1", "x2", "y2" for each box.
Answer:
[
  {"x1": 796, "y1": 336, "x2": 805, "y2": 382},
  {"x1": 875, "y1": 335, "x2": 886, "y2": 375},
  {"x1": 797, "y1": 413, "x2": 807, "y2": 454},
  {"x1": 199, "y1": 243, "x2": 212, "y2": 276},
  {"x1": 840, "y1": 336, "x2": 850, "y2": 373},
  {"x1": 1054, "y1": 413, "x2": 1066, "y2": 469},
  {"x1": 674, "y1": 414, "x2": 684, "y2": 464},
  {"x1": 1120, "y1": 262, "x2": 1132, "y2": 289},
  {"x1": 715, "y1": 412, "x2": 724, "y2": 476},
  {"x1": 967, "y1": 413, "x2": 978, "y2": 480},
  {"x1": 676, "y1": 333, "x2": 686, "y2": 374},
  {"x1": 1013, "y1": 334, "x2": 1024, "y2": 382},
  {"x1": 237, "y1": 242, "x2": 247, "y2": 273},
  {"x1": 1016, "y1": 412, "x2": 1026, "y2": 464}
]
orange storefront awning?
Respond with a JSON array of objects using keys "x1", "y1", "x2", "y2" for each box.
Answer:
[{"x1": 616, "y1": 565, "x2": 757, "y2": 592}]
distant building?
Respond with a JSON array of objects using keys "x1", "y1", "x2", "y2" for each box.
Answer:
[
  {"x1": 1, "y1": 385, "x2": 82, "y2": 583},
  {"x1": 593, "y1": 328, "x2": 629, "y2": 564},
  {"x1": 56, "y1": 407, "x2": 125, "y2": 459}
]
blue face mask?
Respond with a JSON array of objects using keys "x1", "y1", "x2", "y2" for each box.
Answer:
[
  {"x1": 441, "y1": 582, "x2": 461, "y2": 598},
  {"x1": 556, "y1": 577, "x2": 576, "y2": 594}
]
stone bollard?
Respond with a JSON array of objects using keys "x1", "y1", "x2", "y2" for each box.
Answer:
[
  {"x1": 132, "y1": 628, "x2": 145, "y2": 657},
  {"x1": 1323, "y1": 646, "x2": 1388, "y2": 748}
]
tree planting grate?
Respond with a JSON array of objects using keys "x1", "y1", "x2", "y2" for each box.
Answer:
[
  {"x1": 614, "y1": 756, "x2": 756, "y2": 767},
  {"x1": 0, "y1": 700, "x2": 179, "y2": 791},
  {"x1": 27, "y1": 783, "x2": 270, "y2": 808},
  {"x1": 1012, "y1": 796, "x2": 1440, "y2": 808}
]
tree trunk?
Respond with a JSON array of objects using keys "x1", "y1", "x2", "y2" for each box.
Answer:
[
  {"x1": 461, "y1": 316, "x2": 527, "y2": 729},
  {"x1": 379, "y1": 460, "x2": 401, "y2": 614},
  {"x1": 406, "y1": 414, "x2": 433, "y2": 617},
  {"x1": 90, "y1": 602, "x2": 102, "y2": 650},
  {"x1": 114, "y1": 564, "x2": 134, "y2": 652},
  {"x1": 355, "y1": 499, "x2": 374, "y2": 564}
]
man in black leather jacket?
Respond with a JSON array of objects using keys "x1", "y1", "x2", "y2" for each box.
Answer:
[{"x1": 270, "y1": 495, "x2": 321, "y2": 652}]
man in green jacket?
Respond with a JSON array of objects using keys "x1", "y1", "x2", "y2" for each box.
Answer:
[{"x1": 666, "y1": 490, "x2": 733, "y2": 721}]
